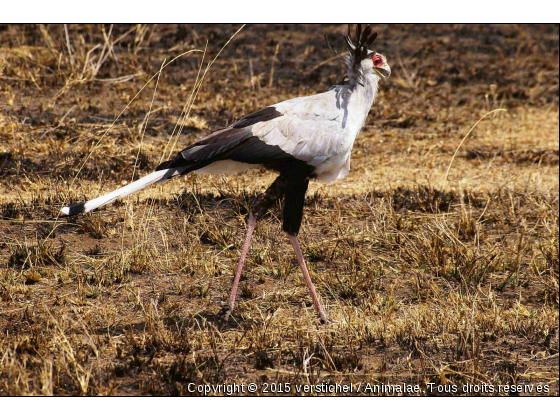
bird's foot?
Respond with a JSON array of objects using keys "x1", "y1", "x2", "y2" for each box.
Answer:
[
  {"x1": 319, "y1": 313, "x2": 336, "y2": 325},
  {"x1": 218, "y1": 305, "x2": 234, "y2": 323}
]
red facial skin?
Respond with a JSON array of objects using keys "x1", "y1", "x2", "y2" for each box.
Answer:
[{"x1": 372, "y1": 55, "x2": 384, "y2": 68}]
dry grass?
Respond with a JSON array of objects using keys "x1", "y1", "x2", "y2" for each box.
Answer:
[{"x1": 0, "y1": 24, "x2": 558, "y2": 395}]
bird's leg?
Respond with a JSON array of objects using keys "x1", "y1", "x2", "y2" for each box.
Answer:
[
  {"x1": 224, "y1": 211, "x2": 256, "y2": 320},
  {"x1": 288, "y1": 234, "x2": 330, "y2": 323},
  {"x1": 280, "y1": 166, "x2": 329, "y2": 322},
  {"x1": 223, "y1": 176, "x2": 285, "y2": 321}
]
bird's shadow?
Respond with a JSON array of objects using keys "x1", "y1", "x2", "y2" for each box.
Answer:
[
  {"x1": 191, "y1": 308, "x2": 246, "y2": 332},
  {"x1": 92, "y1": 308, "x2": 243, "y2": 339}
]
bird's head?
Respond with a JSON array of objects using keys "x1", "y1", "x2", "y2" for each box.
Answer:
[
  {"x1": 335, "y1": 24, "x2": 391, "y2": 85},
  {"x1": 361, "y1": 51, "x2": 391, "y2": 81}
]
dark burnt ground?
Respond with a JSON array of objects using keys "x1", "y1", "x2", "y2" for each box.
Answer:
[{"x1": 0, "y1": 24, "x2": 558, "y2": 395}]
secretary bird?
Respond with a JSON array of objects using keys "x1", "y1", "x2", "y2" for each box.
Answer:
[{"x1": 61, "y1": 24, "x2": 391, "y2": 323}]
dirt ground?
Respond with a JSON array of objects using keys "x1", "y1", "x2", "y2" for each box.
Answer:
[{"x1": 0, "y1": 24, "x2": 558, "y2": 396}]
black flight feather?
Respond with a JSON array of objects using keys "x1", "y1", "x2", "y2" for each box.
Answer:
[
  {"x1": 231, "y1": 107, "x2": 282, "y2": 129},
  {"x1": 157, "y1": 106, "x2": 301, "y2": 173}
]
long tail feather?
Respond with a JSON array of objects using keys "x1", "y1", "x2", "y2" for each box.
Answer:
[{"x1": 60, "y1": 167, "x2": 184, "y2": 216}]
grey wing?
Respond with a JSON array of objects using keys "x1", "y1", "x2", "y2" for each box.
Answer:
[
  {"x1": 158, "y1": 106, "x2": 295, "y2": 170},
  {"x1": 159, "y1": 90, "x2": 346, "y2": 171},
  {"x1": 252, "y1": 91, "x2": 347, "y2": 166}
]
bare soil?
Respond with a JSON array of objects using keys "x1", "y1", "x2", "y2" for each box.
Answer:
[{"x1": 0, "y1": 24, "x2": 558, "y2": 395}]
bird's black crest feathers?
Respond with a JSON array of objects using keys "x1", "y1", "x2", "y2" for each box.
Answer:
[
  {"x1": 323, "y1": 24, "x2": 379, "y2": 83},
  {"x1": 345, "y1": 24, "x2": 378, "y2": 69}
]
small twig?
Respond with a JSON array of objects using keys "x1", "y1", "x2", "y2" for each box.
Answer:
[
  {"x1": 40, "y1": 105, "x2": 76, "y2": 139},
  {"x1": 64, "y1": 25, "x2": 75, "y2": 70},
  {"x1": 396, "y1": 48, "x2": 418, "y2": 89},
  {"x1": 442, "y1": 108, "x2": 507, "y2": 186},
  {"x1": 95, "y1": 25, "x2": 113, "y2": 76},
  {"x1": 305, "y1": 53, "x2": 346, "y2": 75},
  {"x1": 249, "y1": 58, "x2": 255, "y2": 91},
  {"x1": 269, "y1": 43, "x2": 280, "y2": 88},
  {"x1": 95, "y1": 72, "x2": 143, "y2": 83}
]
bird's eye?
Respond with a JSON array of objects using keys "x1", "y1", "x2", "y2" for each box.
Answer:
[{"x1": 372, "y1": 56, "x2": 382, "y2": 67}]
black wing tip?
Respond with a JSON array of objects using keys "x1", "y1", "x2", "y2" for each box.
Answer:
[
  {"x1": 60, "y1": 202, "x2": 86, "y2": 217},
  {"x1": 231, "y1": 107, "x2": 282, "y2": 129},
  {"x1": 156, "y1": 160, "x2": 172, "y2": 171}
]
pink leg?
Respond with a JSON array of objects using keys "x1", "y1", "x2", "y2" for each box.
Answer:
[
  {"x1": 224, "y1": 211, "x2": 257, "y2": 320},
  {"x1": 289, "y1": 235, "x2": 330, "y2": 323}
]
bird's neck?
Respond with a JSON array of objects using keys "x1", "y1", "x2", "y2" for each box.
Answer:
[
  {"x1": 348, "y1": 73, "x2": 379, "y2": 108},
  {"x1": 344, "y1": 73, "x2": 379, "y2": 124}
]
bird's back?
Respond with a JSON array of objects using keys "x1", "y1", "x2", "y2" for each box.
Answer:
[{"x1": 159, "y1": 84, "x2": 373, "y2": 182}]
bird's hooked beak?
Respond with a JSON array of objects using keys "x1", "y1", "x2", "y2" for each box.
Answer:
[{"x1": 375, "y1": 63, "x2": 391, "y2": 81}]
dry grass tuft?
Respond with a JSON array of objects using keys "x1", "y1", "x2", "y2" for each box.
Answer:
[{"x1": 0, "y1": 24, "x2": 558, "y2": 395}]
